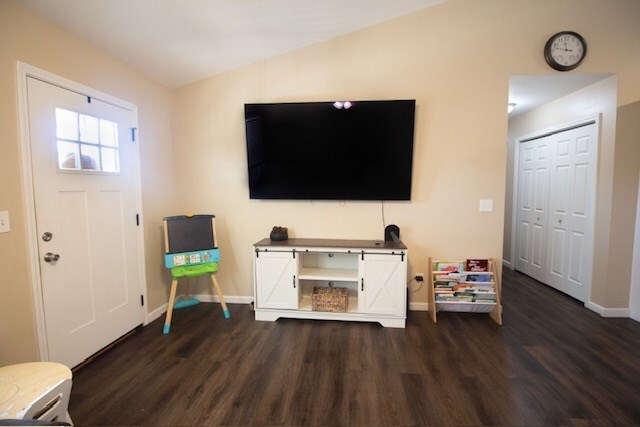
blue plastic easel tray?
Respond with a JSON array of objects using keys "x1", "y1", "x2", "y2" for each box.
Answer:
[{"x1": 164, "y1": 249, "x2": 220, "y2": 268}]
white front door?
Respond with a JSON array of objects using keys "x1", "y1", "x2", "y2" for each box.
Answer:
[
  {"x1": 546, "y1": 124, "x2": 597, "y2": 301},
  {"x1": 515, "y1": 136, "x2": 551, "y2": 283},
  {"x1": 27, "y1": 77, "x2": 145, "y2": 368}
]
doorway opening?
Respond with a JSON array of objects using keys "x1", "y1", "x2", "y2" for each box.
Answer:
[
  {"x1": 503, "y1": 73, "x2": 616, "y2": 306},
  {"x1": 17, "y1": 62, "x2": 148, "y2": 367}
]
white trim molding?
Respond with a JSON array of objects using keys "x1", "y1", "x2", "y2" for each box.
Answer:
[
  {"x1": 409, "y1": 302, "x2": 429, "y2": 311},
  {"x1": 146, "y1": 296, "x2": 254, "y2": 324},
  {"x1": 191, "y1": 294, "x2": 254, "y2": 304},
  {"x1": 585, "y1": 301, "x2": 630, "y2": 318},
  {"x1": 148, "y1": 297, "x2": 427, "y2": 324},
  {"x1": 147, "y1": 303, "x2": 169, "y2": 324}
]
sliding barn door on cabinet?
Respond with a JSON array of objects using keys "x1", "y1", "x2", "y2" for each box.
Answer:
[
  {"x1": 255, "y1": 251, "x2": 299, "y2": 309},
  {"x1": 515, "y1": 121, "x2": 598, "y2": 303},
  {"x1": 359, "y1": 254, "x2": 407, "y2": 315}
]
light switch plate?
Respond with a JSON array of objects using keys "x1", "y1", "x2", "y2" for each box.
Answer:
[
  {"x1": 479, "y1": 199, "x2": 494, "y2": 212},
  {"x1": 0, "y1": 211, "x2": 10, "y2": 233}
]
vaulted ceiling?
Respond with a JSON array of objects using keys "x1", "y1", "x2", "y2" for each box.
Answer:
[{"x1": 15, "y1": 0, "x2": 448, "y2": 88}]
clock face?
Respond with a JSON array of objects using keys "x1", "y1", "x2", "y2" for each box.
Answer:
[{"x1": 545, "y1": 31, "x2": 587, "y2": 71}]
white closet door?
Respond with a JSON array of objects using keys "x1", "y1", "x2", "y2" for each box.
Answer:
[
  {"x1": 546, "y1": 124, "x2": 597, "y2": 302},
  {"x1": 515, "y1": 137, "x2": 551, "y2": 283}
]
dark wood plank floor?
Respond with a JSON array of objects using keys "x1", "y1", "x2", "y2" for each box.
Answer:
[{"x1": 69, "y1": 269, "x2": 640, "y2": 426}]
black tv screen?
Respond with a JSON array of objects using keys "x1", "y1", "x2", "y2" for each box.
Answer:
[{"x1": 244, "y1": 100, "x2": 415, "y2": 200}]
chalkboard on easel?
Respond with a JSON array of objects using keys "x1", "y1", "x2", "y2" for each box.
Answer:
[{"x1": 163, "y1": 214, "x2": 218, "y2": 254}]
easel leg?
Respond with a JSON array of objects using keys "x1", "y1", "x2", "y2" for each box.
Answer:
[
  {"x1": 210, "y1": 274, "x2": 230, "y2": 319},
  {"x1": 163, "y1": 278, "x2": 179, "y2": 334}
]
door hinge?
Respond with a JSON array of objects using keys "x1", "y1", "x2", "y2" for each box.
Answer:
[
  {"x1": 140, "y1": 295, "x2": 144, "y2": 306},
  {"x1": 136, "y1": 214, "x2": 140, "y2": 226},
  {"x1": 131, "y1": 127, "x2": 137, "y2": 142}
]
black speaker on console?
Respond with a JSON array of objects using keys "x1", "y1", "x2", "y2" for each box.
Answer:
[{"x1": 385, "y1": 224, "x2": 400, "y2": 243}]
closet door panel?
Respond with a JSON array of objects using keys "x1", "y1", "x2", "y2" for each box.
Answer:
[
  {"x1": 569, "y1": 231, "x2": 586, "y2": 286},
  {"x1": 546, "y1": 123, "x2": 597, "y2": 302},
  {"x1": 515, "y1": 138, "x2": 550, "y2": 282}
]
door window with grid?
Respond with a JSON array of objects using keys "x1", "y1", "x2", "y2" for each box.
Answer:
[{"x1": 55, "y1": 107, "x2": 120, "y2": 172}]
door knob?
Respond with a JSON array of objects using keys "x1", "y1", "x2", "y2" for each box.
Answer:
[{"x1": 44, "y1": 252, "x2": 60, "y2": 263}]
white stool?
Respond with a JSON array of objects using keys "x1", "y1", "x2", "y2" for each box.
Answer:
[{"x1": 0, "y1": 362, "x2": 73, "y2": 425}]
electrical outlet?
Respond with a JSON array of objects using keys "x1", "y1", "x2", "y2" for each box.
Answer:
[
  {"x1": 0, "y1": 211, "x2": 10, "y2": 233},
  {"x1": 415, "y1": 273, "x2": 424, "y2": 282}
]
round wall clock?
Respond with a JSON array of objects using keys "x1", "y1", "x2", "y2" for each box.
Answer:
[{"x1": 544, "y1": 31, "x2": 587, "y2": 71}]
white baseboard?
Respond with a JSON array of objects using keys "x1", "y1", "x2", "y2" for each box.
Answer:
[
  {"x1": 502, "y1": 259, "x2": 512, "y2": 269},
  {"x1": 409, "y1": 302, "x2": 429, "y2": 311},
  {"x1": 192, "y1": 294, "x2": 254, "y2": 304},
  {"x1": 146, "y1": 303, "x2": 168, "y2": 324},
  {"x1": 148, "y1": 295, "x2": 428, "y2": 323},
  {"x1": 145, "y1": 295, "x2": 253, "y2": 324},
  {"x1": 585, "y1": 301, "x2": 630, "y2": 318}
]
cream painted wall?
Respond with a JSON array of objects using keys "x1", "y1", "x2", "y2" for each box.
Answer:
[
  {"x1": 0, "y1": 1, "x2": 175, "y2": 365},
  {"x1": 2, "y1": 0, "x2": 640, "y2": 365},
  {"x1": 631, "y1": 166, "x2": 640, "y2": 321},
  {"x1": 613, "y1": 101, "x2": 640, "y2": 315},
  {"x1": 172, "y1": 0, "x2": 640, "y2": 304},
  {"x1": 504, "y1": 76, "x2": 621, "y2": 307}
]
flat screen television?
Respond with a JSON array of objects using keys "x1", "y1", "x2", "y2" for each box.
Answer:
[{"x1": 244, "y1": 99, "x2": 415, "y2": 200}]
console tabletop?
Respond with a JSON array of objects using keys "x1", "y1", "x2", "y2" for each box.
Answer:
[{"x1": 253, "y1": 238, "x2": 406, "y2": 251}]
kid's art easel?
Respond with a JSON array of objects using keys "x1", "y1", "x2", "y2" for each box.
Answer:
[{"x1": 162, "y1": 214, "x2": 229, "y2": 334}]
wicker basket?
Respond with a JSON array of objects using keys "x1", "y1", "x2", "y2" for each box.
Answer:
[{"x1": 311, "y1": 286, "x2": 348, "y2": 312}]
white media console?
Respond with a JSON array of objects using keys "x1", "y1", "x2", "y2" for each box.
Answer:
[{"x1": 253, "y1": 238, "x2": 407, "y2": 328}]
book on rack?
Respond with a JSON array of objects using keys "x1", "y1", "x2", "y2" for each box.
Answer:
[
  {"x1": 434, "y1": 272, "x2": 461, "y2": 281},
  {"x1": 463, "y1": 274, "x2": 492, "y2": 282},
  {"x1": 472, "y1": 285, "x2": 495, "y2": 293},
  {"x1": 466, "y1": 259, "x2": 489, "y2": 272},
  {"x1": 473, "y1": 291, "x2": 496, "y2": 298},
  {"x1": 474, "y1": 297, "x2": 496, "y2": 303},
  {"x1": 435, "y1": 291, "x2": 455, "y2": 297},
  {"x1": 434, "y1": 261, "x2": 465, "y2": 273},
  {"x1": 435, "y1": 294, "x2": 457, "y2": 301}
]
